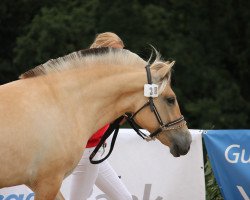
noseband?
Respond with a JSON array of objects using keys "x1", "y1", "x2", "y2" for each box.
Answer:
[{"x1": 126, "y1": 64, "x2": 186, "y2": 140}]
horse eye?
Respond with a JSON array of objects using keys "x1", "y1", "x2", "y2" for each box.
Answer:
[{"x1": 166, "y1": 97, "x2": 176, "y2": 105}]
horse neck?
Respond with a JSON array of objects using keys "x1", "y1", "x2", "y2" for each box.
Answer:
[{"x1": 52, "y1": 64, "x2": 147, "y2": 138}]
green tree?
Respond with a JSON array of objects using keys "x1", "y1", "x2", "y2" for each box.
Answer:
[
  {"x1": 12, "y1": 0, "x2": 250, "y2": 129},
  {"x1": 14, "y1": 0, "x2": 100, "y2": 73},
  {"x1": 0, "y1": 0, "x2": 59, "y2": 83}
]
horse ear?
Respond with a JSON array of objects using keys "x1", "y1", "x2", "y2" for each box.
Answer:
[{"x1": 151, "y1": 61, "x2": 174, "y2": 83}]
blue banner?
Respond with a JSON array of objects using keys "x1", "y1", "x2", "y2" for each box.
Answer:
[{"x1": 203, "y1": 130, "x2": 250, "y2": 200}]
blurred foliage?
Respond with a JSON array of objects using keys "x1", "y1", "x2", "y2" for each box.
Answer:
[
  {"x1": 1, "y1": 0, "x2": 249, "y2": 198},
  {"x1": 1, "y1": 0, "x2": 249, "y2": 129},
  {"x1": 205, "y1": 155, "x2": 224, "y2": 200}
]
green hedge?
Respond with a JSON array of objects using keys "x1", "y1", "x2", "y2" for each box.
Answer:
[{"x1": 205, "y1": 156, "x2": 223, "y2": 200}]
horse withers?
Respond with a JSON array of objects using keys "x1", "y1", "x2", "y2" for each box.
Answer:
[{"x1": 0, "y1": 47, "x2": 191, "y2": 199}]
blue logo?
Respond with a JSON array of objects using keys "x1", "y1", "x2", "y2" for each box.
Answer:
[{"x1": 0, "y1": 193, "x2": 34, "y2": 200}]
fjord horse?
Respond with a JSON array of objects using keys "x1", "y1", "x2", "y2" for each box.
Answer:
[{"x1": 0, "y1": 48, "x2": 191, "y2": 199}]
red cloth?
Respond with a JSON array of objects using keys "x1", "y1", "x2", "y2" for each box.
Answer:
[{"x1": 86, "y1": 124, "x2": 110, "y2": 148}]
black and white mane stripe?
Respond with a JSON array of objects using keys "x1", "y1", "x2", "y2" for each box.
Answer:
[{"x1": 19, "y1": 47, "x2": 120, "y2": 79}]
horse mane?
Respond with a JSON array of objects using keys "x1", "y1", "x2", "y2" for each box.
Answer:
[
  {"x1": 19, "y1": 47, "x2": 173, "y2": 94},
  {"x1": 19, "y1": 47, "x2": 144, "y2": 79}
]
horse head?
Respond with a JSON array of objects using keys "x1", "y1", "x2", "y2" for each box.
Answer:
[{"x1": 128, "y1": 55, "x2": 192, "y2": 157}]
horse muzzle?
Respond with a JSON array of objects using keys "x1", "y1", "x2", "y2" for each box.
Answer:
[{"x1": 169, "y1": 130, "x2": 192, "y2": 157}]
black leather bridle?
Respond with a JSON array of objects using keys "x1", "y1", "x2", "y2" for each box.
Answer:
[
  {"x1": 90, "y1": 64, "x2": 186, "y2": 164},
  {"x1": 126, "y1": 64, "x2": 186, "y2": 140}
]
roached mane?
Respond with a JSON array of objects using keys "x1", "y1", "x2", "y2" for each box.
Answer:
[
  {"x1": 19, "y1": 47, "x2": 174, "y2": 94},
  {"x1": 19, "y1": 47, "x2": 147, "y2": 79}
]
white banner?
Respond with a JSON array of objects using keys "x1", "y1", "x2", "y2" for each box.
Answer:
[{"x1": 0, "y1": 129, "x2": 205, "y2": 200}]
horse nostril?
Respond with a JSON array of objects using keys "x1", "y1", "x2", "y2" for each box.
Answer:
[
  {"x1": 174, "y1": 144, "x2": 179, "y2": 152},
  {"x1": 173, "y1": 144, "x2": 181, "y2": 156},
  {"x1": 174, "y1": 143, "x2": 190, "y2": 155},
  {"x1": 181, "y1": 145, "x2": 190, "y2": 155}
]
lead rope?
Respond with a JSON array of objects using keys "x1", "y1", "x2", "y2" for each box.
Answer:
[{"x1": 89, "y1": 116, "x2": 124, "y2": 164}]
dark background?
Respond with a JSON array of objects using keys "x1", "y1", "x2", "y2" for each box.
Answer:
[{"x1": 1, "y1": 0, "x2": 249, "y2": 129}]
